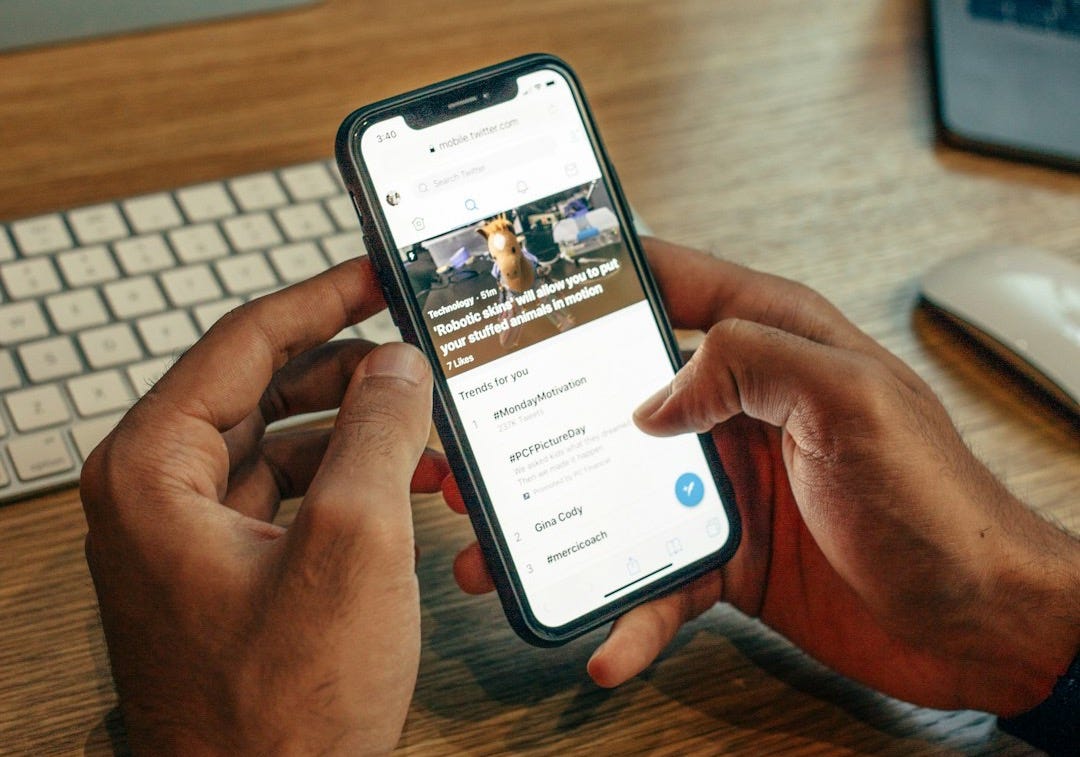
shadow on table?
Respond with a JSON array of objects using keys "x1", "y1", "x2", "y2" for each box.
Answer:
[
  {"x1": 644, "y1": 607, "x2": 1030, "y2": 756},
  {"x1": 414, "y1": 518, "x2": 1033, "y2": 755}
]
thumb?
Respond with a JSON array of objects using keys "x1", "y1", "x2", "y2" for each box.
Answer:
[
  {"x1": 289, "y1": 342, "x2": 433, "y2": 566},
  {"x1": 633, "y1": 318, "x2": 859, "y2": 437}
]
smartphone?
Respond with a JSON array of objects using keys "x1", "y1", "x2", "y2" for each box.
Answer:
[{"x1": 336, "y1": 54, "x2": 740, "y2": 646}]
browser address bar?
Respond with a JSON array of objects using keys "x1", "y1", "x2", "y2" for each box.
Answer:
[{"x1": 413, "y1": 136, "x2": 559, "y2": 196}]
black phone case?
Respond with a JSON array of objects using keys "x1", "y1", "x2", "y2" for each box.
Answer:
[{"x1": 335, "y1": 53, "x2": 740, "y2": 646}]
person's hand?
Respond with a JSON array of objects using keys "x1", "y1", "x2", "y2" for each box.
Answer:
[
  {"x1": 81, "y1": 258, "x2": 447, "y2": 755},
  {"x1": 447, "y1": 238, "x2": 1080, "y2": 717}
]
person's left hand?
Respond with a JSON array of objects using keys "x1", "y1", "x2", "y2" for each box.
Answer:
[{"x1": 81, "y1": 257, "x2": 448, "y2": 755}]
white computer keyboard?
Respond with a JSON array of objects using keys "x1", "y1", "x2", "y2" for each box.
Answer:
[{"x1": 0, "y1": 159, "x2": 399, "y2": 504}]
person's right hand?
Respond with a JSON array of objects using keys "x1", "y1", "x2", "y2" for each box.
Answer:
[
  {"x1": 449, "y1": 238, "x2": 1080, "y2": 717},
  {"x1": 599, "y1": 239, "x2": 1080, "y2": 715}
]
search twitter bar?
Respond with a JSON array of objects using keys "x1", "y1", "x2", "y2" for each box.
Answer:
[{"x1": 414, "y1": 136, "x2": 558, "y2": 197}]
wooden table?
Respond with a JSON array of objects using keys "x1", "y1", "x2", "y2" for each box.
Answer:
[{"x1": 1, "y1": 1, "x2": 1077, "y2": 753}]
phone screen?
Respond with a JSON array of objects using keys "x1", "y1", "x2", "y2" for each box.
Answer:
[{"x1": 355, "y1": 64, "x2": 735, "y2": 632}]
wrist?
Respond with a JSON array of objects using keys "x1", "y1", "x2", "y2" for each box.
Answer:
[
  {"x1": 999, "y1": 651, "x2": 1080, "y2": 756},
  {"x1": 961, "y1": 501, "x2": 1080, "y2": 716}
]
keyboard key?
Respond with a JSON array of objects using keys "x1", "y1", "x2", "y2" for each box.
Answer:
[
  {"x1": 113, "y1": 234, "x2": 175, "y2": 275},
  {"x1": 0, "y1": 160, "x2": 372, "y2": 503},
  {"x1": 136, "y1": 311, "x2": 198, "y2": 355},
  {"x1": 6, "y1": 385, "x2": 71, "y2": 431},
  {"x1": 223, "y1": 212, "x2": 283, "y2": 251},
  {"x1": 103, "y1": 276, "x2": 166, "y2": 319},
  {"x1": 176, "y1": 182, "x2": 237, "y2": 222},
  {"x1": 67, "y1": 370, "x2": 133, "y2": 417},
  {"x1": 0, "y1": 160, "x2": 373, "y2": 502},
  {"x1": 168, "y1": 223, "x2": 230, "y2": 263},
  {"x1": 281, "y1": 163, "x2": 339, "y2": 201},
  {"x1": 68, "y1": 204, "x2": 129, "y2": 245},
  {"x1": 122, "y1": 193, "x2": 184, "y2": 234},
  {"x1": 160, "y1": 264, "x2": 223, "y2": 307},
  {"x1": 0, "y1": 349, "x2": 21, "y2": 390},
  {"x1": 275, "y1": 203, "x2": 334, "y2": 241},
  {"x1": 45, "y1": 288, "x2": 110, "y2": 333},
  {"x1": 215, "y1": 252, "x2": 279, "y2": 294},
  {"x1": 193, "y1": 297, "x2": 243, "y2": 333},
  {"x1": 79, "y1": 323, "x2": 143, "y2": 369},
  {"x1": 325, "y1": 194, "x2": 362, "y2": 230},
  {"x1": 18, "y1": 336, "x2": 82, "y2": 383},
  {"x1": 126, "y1": 357, "x2": 175, "y2": 396},
  {"x1": 10, "y1": 214, "x2": 72, "y2": 256},
  {"x1": 56, "y1": 245, "x2": 121, "y2": 288},
  {"x1": 230, "y1": 172, "x2": 289, "y2": 211},
  {"x1": 1, "y1": 258, "x2": 63, "y2": 299},
  {"x1": 71, "y1": 412, "x2": 125, "y2": 460},
  {"x1": 8, "y1": 430, "x2": 74, "y2": 480},
  {"x1": 269, "y1": 242, "x2": 329, "y2": 283},
  {"x1": 0, "y1": 301, "x2": 50, "y2": 345},
  {"x1": 321, "y1": 231, "x2": 366, "y2": 264},
  {"x1": 0, "y1": 228, "x2": 14, "y2": 262}
]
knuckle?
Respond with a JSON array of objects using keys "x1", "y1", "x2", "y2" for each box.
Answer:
[
  {"x1": 775, "y1": 280, "x2": 830, "y2": 321},
  {"x1": 702, "y1": 316, "x2": 772, "y2": 356},
  {"x1": 704, "y1": 317, "x2": 747, "y2": 343},
  {"x1": 677, "y1": 320, "x2": 751, "y2": 425},
  {"x1": 79, "y1": 429, "x2": 131, "y2": 518},
  {"x1": 793, "y1": 354, "x2": 897, "y2": 465},
  {"x1": 210, "y1": 297, "x2": 290, "y2": 365},
  {"x1": 258, "y1": 376, "x2": 291, "y2": 425},
  {"x1": 757, "y1": 276, "x2": 849, "y2": 343},
  {"x1": 698, "y1": 318, "x2": 740, "y2": 362},
  {"x1": 205, "y1": 298, "x2": 253, "y2": 335},
  {"x1": 79, "y1": 405, "x2": 196, "y2": 520},
  {"x1": 78, "y1": 441, "x2": 108, "y2": 513},
  {"x1": 843, "y1": 356, "x2": 898, "y2": 419},
  {"x1": 788, "y1": 280, "x2": 830, "y2": 312}
]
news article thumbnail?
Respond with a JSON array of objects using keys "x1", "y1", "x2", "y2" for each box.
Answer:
[{"x1": 400, "y1": 180, "x2": 643, "y2": 376}]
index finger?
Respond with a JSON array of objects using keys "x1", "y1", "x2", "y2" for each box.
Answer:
[{"x1": 151, "y1": 256, "x2": 385, "y2": 431}]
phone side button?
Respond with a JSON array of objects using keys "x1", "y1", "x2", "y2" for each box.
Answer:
[
  {"x1": 378, "y1": 280, "x2": 394, "y2": 310},
  {"x1": 376, "y1": 279, "x2": 402, "y2": 328},
  {"x1": 347, "y1": 192, "x2": 363, "y2": 224},
  {"x1": 362, "y1": 234, "x2": 378, "y2": 263}
]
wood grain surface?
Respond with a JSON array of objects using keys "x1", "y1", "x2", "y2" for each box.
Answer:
[{"x1": 1, "y1": 1, "x2": 1077, "y2": 754}]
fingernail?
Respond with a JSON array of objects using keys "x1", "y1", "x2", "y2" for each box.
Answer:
[
  {"x1": 364, "y1": 343, "x2": 428, "y2": 385},
  {"x1": 634, "y1": 383, "x2": 672, "y2": 421}
]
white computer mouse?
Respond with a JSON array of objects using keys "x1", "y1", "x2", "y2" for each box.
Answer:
[{"x1": 919, "y1": 246, "x2": 1080, "y2": 416}]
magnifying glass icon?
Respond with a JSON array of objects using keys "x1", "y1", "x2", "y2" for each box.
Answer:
[{"x1": 464, "y1": 198, "x2": 477, "y2": 211}]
